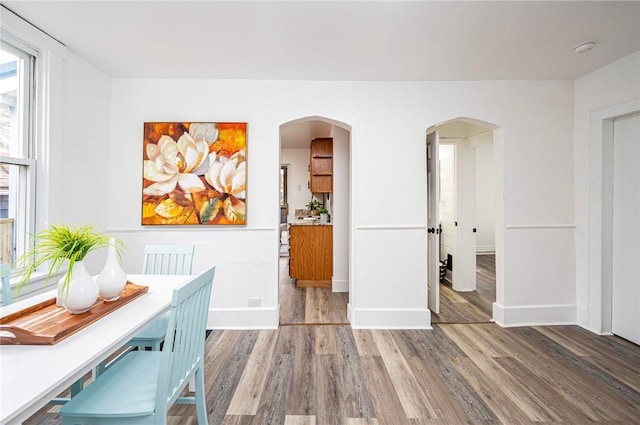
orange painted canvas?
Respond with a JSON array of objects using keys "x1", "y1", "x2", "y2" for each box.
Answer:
[{"x1": 142, "y1": 122, "x2": 247, "y2": 225}]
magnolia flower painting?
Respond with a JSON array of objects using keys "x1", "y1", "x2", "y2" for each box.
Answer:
[{"x1": 142, "y1": 122, "x2": 247, "y2": 225}]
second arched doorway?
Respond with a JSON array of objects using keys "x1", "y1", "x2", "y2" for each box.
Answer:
[{"x1": 426, "y1": 117, "x2": 501, "y2": 324}]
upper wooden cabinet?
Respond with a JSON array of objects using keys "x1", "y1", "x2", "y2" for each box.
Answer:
[{"x1": 310, "y1": 137, "x2": 333, "y2": 193}]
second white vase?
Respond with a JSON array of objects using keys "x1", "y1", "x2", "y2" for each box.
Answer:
[{"x1": 96, "y1": 238, "x2": 127, "y2": 301}]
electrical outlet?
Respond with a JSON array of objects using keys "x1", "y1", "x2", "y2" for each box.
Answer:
[{"x1": 247, "y1": 298, "x2": 261, "y2": 307}]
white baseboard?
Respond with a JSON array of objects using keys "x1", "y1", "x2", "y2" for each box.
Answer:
[
  {"x1": 209, "y1": 304, "x2": 433, "y2": 329},
  {"x1": 349, "y1": 307, "x2": 432, "y2": 329},
  {"x1": 207, "y1": 306, "x2": 278, "y2": 330},
  {"x1": 452, "y1": 287, "x2": 474, "y2": 293},
  {"x1": 577, "y1": 323, "x2": 613, "y2": 336},
  {"x1": 476, "y1": 245, "x2": 495, "y2": 254},
  {"x1": 493, "y1": 302, "x2": 576, "y2": 327},
  {"x1": 347, "y1": 303, "x2": 355, "y2": 324},
  {"x1": 332, "y1": 279, "x2": 349, "y2": 293}
]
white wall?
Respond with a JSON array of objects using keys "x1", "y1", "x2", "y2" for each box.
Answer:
[
  {"x1": 475, "y1": 142, "x2": 495, "y2": 253},
  {"x1": 574, "y1": 51, "x2": 640, "y2": 333},
  {"x1": 61, "y1": 52, "x2": 113, "y2": 274},
  {"x1": 92, "y1": 78, "x2": 575, "y2": 329},
  {"x1": 478, "y1": 82, "x2": 574, "y2": 327},
  {"x1": 280, "y1": 148, "x2": 311, "y2": 222}
]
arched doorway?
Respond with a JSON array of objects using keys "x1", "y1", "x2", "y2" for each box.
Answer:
[
  {"x1": 426, "y1": 117, "x2": 503, "y2": 324},
  {"x1": 278, "y1": 116, "x2": 352, "y2": 325}
]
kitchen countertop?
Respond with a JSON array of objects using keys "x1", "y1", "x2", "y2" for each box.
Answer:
[{"x1": 289, "y1": 220, "x2": 332, "y2": 226}]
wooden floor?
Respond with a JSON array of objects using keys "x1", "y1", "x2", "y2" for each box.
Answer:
[
  {"x1": 279, "y1": 257, "x2": 349, "y2": 325},
  {"x1": 432, "y1": 254, "x2": 496, "y2": 324},
  {"x1": 27, "y1": 323, "x2": 640, "y2": 424},
  {"x1": 23, "y1": 255, "x2": 640, "y2": 424}
]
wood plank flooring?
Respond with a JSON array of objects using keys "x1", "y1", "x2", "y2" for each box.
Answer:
[
  {"x1": 279, "y1": 257, "x2": 348, "y2": 325},
  {"x1": 432, "y1": 254, "x2": 496, "y2": 324},
  {"x1": 26, "y1": 323, "x2": 640, "y2": 425}
]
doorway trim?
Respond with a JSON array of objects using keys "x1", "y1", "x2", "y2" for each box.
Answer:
[
  {"x1": 588, "y1": 98, "x2": 640, "y2": 334},
  {"x1": 426, "y1": 116, "x2": 503, "y2": 324}
]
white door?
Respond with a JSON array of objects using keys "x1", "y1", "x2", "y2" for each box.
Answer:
[
  {"x1": 612, "y1": 112, "x2": 640, "y2": 345},
  {"x1": 427, "y1": 131, "x2": 440, "y2": 314}
]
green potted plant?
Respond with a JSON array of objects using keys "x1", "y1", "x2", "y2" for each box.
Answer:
[
  {"x1": 306, "y1": 199, "x2": 321, "y2": 214},
  {"x1": 14, "y1": 224, "x2": 124, "y2": 313},
  {"x1": 317, "y1": 207, "x2": 329, "y2": 224}
]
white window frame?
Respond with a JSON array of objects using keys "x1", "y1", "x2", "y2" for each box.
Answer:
[
  {"x1": 1, "y1": 6, "x2": 66, "y2": 297},
  {"x1": 0, "y1": 38, "x2": 37, "y2": 266}
]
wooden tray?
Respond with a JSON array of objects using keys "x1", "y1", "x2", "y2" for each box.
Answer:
[{"x1": 0, "y1": 282, "x2": 148, "y2": 345}]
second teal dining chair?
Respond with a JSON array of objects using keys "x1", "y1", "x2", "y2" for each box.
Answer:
[
  {"x1": 59, "y1": 266, "x2": 215, "y2": 425},
  {"x1": 142, "y1": 243, "x2": 195, "y2": 275},
  {"x1": 128, "y1": 244, "x2": 195, "y2": 351}
]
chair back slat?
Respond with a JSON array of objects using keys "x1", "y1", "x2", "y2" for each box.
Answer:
[
  {"x1": 156, "y1": 266, "x2": 214, "y2": 409},
  {"x1": 143, "y1": 244, "x2": 194, "y2": 275},
  {"x1": 1, "y1": 263, "x2": 12, "y2": 305}
]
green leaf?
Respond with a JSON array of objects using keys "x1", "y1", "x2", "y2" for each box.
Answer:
[
  {"x1": 199, "y1": 198, "x2": 219, "y2": 223},
  {"x1": 12, "y1": 223, "x2": 126, "y2": 298}
]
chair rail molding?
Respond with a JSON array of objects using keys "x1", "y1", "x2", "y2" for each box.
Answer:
[
  {"x1": 110, "y1": 227, "x2": 277, "y2": 233},
  {"x1": 356, "y1": 225, "x2": 426, "y2": 230},
  {"x1": 504, "y1": 224, "x2": 576, "y2": 230}
]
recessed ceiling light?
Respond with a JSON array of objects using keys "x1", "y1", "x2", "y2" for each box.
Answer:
[{"x1": 574, "y1": 41, "x2": 596, "y2": 54}]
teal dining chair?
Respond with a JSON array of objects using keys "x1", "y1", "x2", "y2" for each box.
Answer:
[
  {"x1": 129, "y1": 244, "x2": 195, "y2": 351},
  {"x1": 59, "y1": 266, "x2": 215, "y2": 425},
  {"x1": 142, "y1": 243, "x2": 194, "y2": 276},
  {"x1": 1, "y1": 263, "x2": 12, "y2": 305}
]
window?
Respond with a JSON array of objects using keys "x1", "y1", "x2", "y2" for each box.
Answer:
[
  {"x1": 0, "y1": 39, "x2": 36, "y2": 266},
  {"x1": 279, "y1": 165, "x2": 288, "y2": 207},
  {"x1": 280, "y1": 165, "x2": 288, "y2": 224}
]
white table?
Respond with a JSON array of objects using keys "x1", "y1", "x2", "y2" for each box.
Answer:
[{"x1": 0, "y1": 273, "x2": 191, "y2": 425}]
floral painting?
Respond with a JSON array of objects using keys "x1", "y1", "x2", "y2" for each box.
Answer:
[{"x1": 142, "y1": 122, "x2": 247, "y2": 225}]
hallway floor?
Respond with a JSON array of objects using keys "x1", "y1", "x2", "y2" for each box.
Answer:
[
  {"x1": 431, "y1": 254, "x2": 496, "y2": 324},
  {"x1": 279, "y1": 257, "x2": 349, "y2": 325}
]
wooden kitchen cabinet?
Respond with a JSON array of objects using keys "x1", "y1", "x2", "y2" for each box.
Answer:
[
  {"x1": 310, "y1": 137, "x2": 333, "y2": 193},
  {"x1": 289, "y1": 224, "x2": 332, "y2": 287}
]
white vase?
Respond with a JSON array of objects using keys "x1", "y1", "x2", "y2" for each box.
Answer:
[
  {"x1": 60, "y1": 261, "x2": 100, "y2": 314},
  {"x1": 96, "y1": 238, "x2": 127, "y2": 301}
]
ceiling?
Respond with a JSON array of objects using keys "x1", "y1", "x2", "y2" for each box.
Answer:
[
  {"x1": 2, "y1": 1, "x2": 639, "y2": 82},
  {"x1": 436, "y1": 121, "x2": 492, "y2": 140},
  {"x1": 281, "y1": 120, "x2": 333, "y2": 149},
  {"x1": 2, "y1": 1, "x2": 638, "y2": 149}
]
